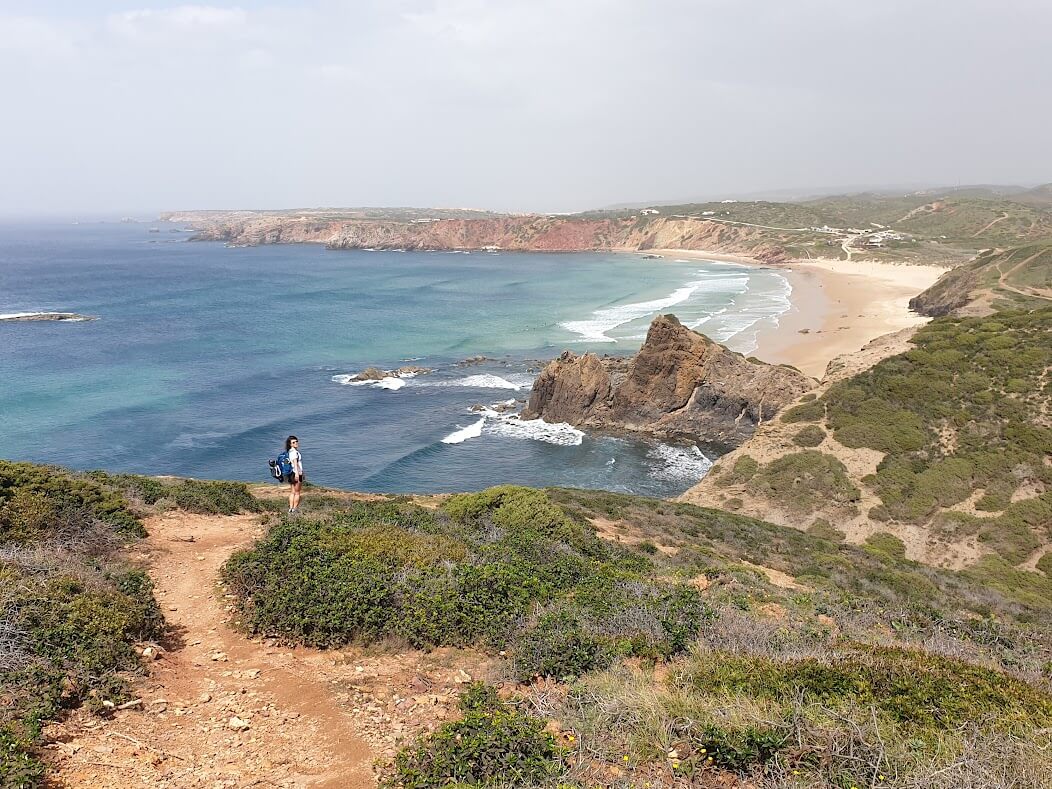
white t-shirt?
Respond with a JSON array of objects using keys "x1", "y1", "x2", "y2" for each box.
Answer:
[{"x1": 288, "y1": 447, "x2": 303, "y2": 474}]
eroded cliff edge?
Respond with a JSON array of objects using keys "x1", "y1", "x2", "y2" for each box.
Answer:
[{"x1": 521, "y1": 314, "x2": 816, "y2": 447}]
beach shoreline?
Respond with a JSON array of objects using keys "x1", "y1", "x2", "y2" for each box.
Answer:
[{"x1": 644, "y1": 248, "x2": 947, "y2": 379}]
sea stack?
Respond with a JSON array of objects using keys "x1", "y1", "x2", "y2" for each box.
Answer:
[{"x1": 522, "y1": 314, "x2": 816, "y2": 446}]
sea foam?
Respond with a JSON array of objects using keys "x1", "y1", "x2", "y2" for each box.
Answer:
[
  {"x1": 646, "y1": 444, "x2": 713, "y2": 482},
  {"x1": 441, "y1": 418, "x2": 485, "y2": 444},
  {"x1": 423, "y1": 374, "x2": 533, "y2": 390},
  {"x1": 560, "y1": 280, "x2": 704, "y2": 342}
]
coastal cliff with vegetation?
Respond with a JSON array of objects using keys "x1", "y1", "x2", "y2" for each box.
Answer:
[
  {"x1": 682, "y1": 305, "x2": 1052, "y2": 573},
  {"x1": 163, "y1": 184, "x2": 1052, "y2": 266},
  {"x1": 522, "y1": 314, "x2": 815, "y2": 447},
  {"x1": 6, "y1": 463, "x2": 1051, "y2": 788}
]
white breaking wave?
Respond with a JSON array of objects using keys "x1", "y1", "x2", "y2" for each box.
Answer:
[
  {"x1": 441, "y1": 418, "x2": 485, "y2": 444},
  {"x1": 440, "y1": 407, "x2": 585, "y2": 448},
  {"x1": 646, "y1": 444, "x2": 713, "y2": 482},
  {"x1": 0, "y1": 311, "x2": 91, "y2": 322},
  {"x1": 560, "y1": 280, "x2": 704, "y2": 343},
  {"x1": 422, "y1": 374, "x2": 534, "y2": 390},
  {"x1": 331, "y1": 374, "x2": 407, "y2": 390},
  {"x1": 484, "y1": 414, "x2": 585, "y2": 446},
  {"x1": 701, "y1": 272, "x2": 792, "y2": 353}
]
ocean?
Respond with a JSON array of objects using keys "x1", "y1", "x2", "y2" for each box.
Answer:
[{"x1": 0, "y1": 220, "x2": 792, "y2": 497}]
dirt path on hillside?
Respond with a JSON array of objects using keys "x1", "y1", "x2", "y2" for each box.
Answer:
[{"x1": 44, "y1": 511, "x2": 376, "y2": 788}]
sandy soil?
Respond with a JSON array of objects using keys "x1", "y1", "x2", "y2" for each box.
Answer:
[
  {"x1": 43, "y1": 509, "x2": 492, "y2": 788},
  {"x1": 647, "y1": 249, "x2": 946, "y2": 379}
]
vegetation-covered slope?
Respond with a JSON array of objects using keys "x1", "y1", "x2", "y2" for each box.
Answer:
[
  {"x1": 0, "y1": 463, "x2": 264, "y2": 787},
  {"x1": 688, "y1": 308, "x2": 1052, "y2": 578},
  {"x1": 911, "y1": 241, "x2": 1052, "y2": 316},
  {"x1": 223, "y1": 484, "x2": 1052, "y2": 787}
]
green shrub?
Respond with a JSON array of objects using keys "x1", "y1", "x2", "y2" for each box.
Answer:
[
  {"x1": 0, "y1": 461, "x2": 143, "y2": 538},
  {"x1": 864, "y1": 532, "x2": 907, "y2": 561},
  {"x1": 168, "y1": 479, "x2": 261, "y2": 515},
  {"x1": 513, "y1": 609, "x2": 612, "y2": 680},
  {"x1": 385, "y1": 686, "x2": 563, "y2": 788},
  {"x1": 781, "y1": 400, "x2": 824, "y2": 423},
  {"x1": 715, "y1": 456, "x2": 759, "y2": 486},
  {"x1": 677, "y1": 644, "x2": 1052, "y2": 733},
  {"x1": 806, "y1": 519, "x2": 845, "y2": 542},
  {"x1": 1037, "y1": 552, "x2": 1052, "y2": 576},
  {"x1": 746, "y1": 452, "x2": 860, "y2": 515},
  {"x1": 224, "y1": 490, "x2": 706, "y2": 677},
  {"x1": 792, "y1": 424, "x2": 826, "y2": 447},
  {"x1": 0, "y1": 463, "x2": 164, "y2": 788}
]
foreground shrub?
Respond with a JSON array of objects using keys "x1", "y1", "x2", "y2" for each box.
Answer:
[
  {"x1": 0, "y1": 462, "x2": 164, "y2": 788},
  {"x1": 677, "y1": 644, "x2": 1052, "y2": 734},
  {"x1": 1, "y1": 461, "x2": 143, "y2": 539},
  {"x1": 385, "y1": 684, "x2": 563, "y2": 788},
  {"x1": 89, "y1": 472, "x2": 263, "y2": 516},
  {"x1": 223, "y1": 488, "x2": 706, "y2": 676}
]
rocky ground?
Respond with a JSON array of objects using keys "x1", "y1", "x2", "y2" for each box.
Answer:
[{"x1": 42, "y1": 508, "x2": 492, "y2": 788}]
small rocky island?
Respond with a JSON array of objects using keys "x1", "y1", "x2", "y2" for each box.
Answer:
[
  {"x1": 0, "y1": 312, "x2": 96, "y2": 322},
  {"x1": 523, "y1": 313, "x2": 816, "y2": 446}
]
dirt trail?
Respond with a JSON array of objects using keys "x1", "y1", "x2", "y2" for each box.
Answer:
[{"x1": 45, "y1": 511, "x2": 376, "y2": 788}]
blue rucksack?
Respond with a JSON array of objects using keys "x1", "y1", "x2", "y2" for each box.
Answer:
[{"x1": 269, "y1": 451, "x2": 293, "y2": 480}]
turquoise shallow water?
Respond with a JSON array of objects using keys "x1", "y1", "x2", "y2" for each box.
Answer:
[{"x1": 0, "y1": 221, "x2": 791, "y2": 496}]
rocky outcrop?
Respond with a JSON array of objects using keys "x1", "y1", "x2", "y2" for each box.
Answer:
[
  {"x1": 522, "y1": 314, "x2": 816, "y2": 447},
  {"x1": 0, "y1": 312, "x2": 96, "y2": 322}
]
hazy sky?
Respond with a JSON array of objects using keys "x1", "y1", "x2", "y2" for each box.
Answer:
[{"x1": 2, "y1": 0, "x2": 1050, "y2": 214}]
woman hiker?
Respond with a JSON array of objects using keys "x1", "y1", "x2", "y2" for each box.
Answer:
[{"x1": 285, "y1": 435, "x2": 304, "y2": 513}]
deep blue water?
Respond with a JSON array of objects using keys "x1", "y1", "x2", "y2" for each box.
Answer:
[{"x1": 1, "y1": 221, "x2": 791, "y2": 497}]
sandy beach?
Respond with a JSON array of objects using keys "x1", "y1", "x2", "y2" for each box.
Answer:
[{"x1": 646, "y1": 249, "x2": 947, "y2": 379}]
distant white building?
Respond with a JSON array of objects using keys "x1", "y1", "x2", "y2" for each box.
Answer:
[{"x1": 640, "y1": 208, "x2": 660, "y2": 215}]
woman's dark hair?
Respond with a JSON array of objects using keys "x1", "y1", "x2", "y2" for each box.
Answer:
[{"x1": 285, "y1": 435, "x2": 299, "y2": 451}]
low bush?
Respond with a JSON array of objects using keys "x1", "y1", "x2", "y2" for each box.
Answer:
[
  {"x1": 713, "y1": 456, "x2": 758, "y2": 486},
  {"x1": 1, "y1": 461, "x2": 143, "y2": 539},
  {"x1": 745, "y1": 452, "x2": 860, "y2": 515},
  {"x1": 1037, "y1": 551, "x2": 1052, "y2": 576},
  {"x1": 223, "y1": 488, "x2": 706, "y2": 677},
  {"x1": 792, "y1": 424, "x2": 826, "y2": 447},
  {"x1": 677, "y1": 644, "x2": 1052, "y2": 734},
  {"x1": 385, "y1": 684, "x2": 563, "y2": 788},
  {"x1": 780, "y1": 400, "x2": 824, "y2": 423},
  {"x1": 90, "y1": 472, "x2": 263, "y2": 516},
  {"x1": 0, "y1": 463, "x2": 164, "y2": 787}
]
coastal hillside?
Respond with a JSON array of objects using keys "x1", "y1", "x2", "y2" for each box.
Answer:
[
  {"x1": 164, "y1": 187, "x2": 1052, "y2": 267},
  {"x1": 910, "y1": 241, "x2": 1052, "y2": 316},
  {"x1": 10, "y1": 463, "x2": 1051, "y2": 787},
  {"x1": 681, "y1": 307, "x2": 1052, "y2": 573}
]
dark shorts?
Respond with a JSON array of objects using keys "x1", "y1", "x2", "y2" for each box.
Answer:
[{"x1": 284, "y1": 472, "x2": 301, "y2": 485}]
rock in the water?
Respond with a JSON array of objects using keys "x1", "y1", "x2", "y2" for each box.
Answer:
[
  {"x1": 0, "y1": 312, "x2": 96, "y2": 322},
  {"x1": 522, "y1": 314, "x2": 816, "y2": 447}
]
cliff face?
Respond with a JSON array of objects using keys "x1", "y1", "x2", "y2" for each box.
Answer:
[
  {"x1": 522, "y1": 314, "x2": 816, "y2": 447},
  {"x1": 910, "y1": 242, "x2": 1052, "y2": 317},
  {"x1": 164, "y1": 211, "x2": 794, "y2": 263}
]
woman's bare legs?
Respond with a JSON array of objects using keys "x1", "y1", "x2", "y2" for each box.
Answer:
[{"x1": 289, "y1": 478, "x2": 302, "y2": 511}]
